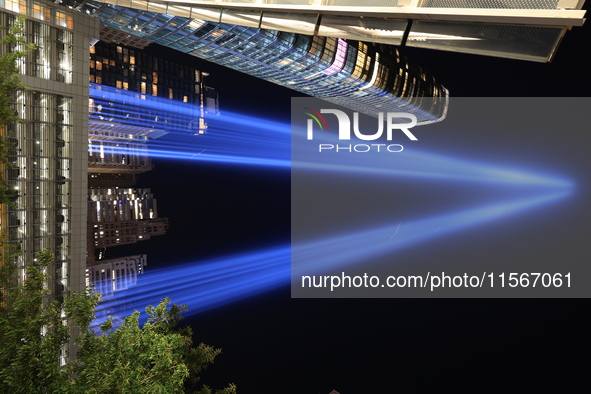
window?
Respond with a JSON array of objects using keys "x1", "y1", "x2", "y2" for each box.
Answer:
[
  {"x1": 32, "y1": 3, "x2": 51, "y2": 21},
  {"x1": 5, "y1": 0, "x2": 19, "y2": 13},
  {"x1": 56, "y1": 12, "x2": 67, "y2": 28}
]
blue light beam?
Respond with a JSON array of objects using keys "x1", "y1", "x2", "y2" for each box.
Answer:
[
  {"x1": 292, "y1": 189, "x2": 571, "y2": 277},
  {"x1": 94, "y1": 246, "x2": 290, "y2": 323},
  {"x1": 93, "y1": 188, "x2": 571, "y2": 326}
]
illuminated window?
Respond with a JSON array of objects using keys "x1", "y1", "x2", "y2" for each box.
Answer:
[
  {"x1": 323, "y1": 38, "x2": 348, "y2": 76},
  {"x1": 152, "y1": 85, "x2": 157, "y2": 96},
  {"x1": 56, "y1": 12, "x2": 68, "y2": 28},
  {"x1": 18, "y1": 0, "x2": 26, "y2": 14},
  {"x1": 141, "y1": 82, "x2": 146, "y2": 94},
  {"x1": 130, "y1": 56, "x2": 135, "y2": 65},
  {"x1": 110, "y1": 60, "x2": 116, "y2": 66},
  {"x1": 96, "y1": 61, "x2": 102, "y2": 71},
  {"x1": 66, "y1": 16, "x2": 73, "y2": 30},
  {"x1": 123, "y1": 82, "x2": 129, "y2": 90},
  {"x1": 352, "y1": 50, "x2": 367, "y2": 80},
  {"x1": 152, "y1": 72, "x2": 158, "y2": 83},
  {"x1": 32, "y1": 3, "x2": 50, "y2": 21},
  {"x1": 90, "y1": 60, "x2": 95, "y2": 69},
  {"x1": 96, "y1": 76, "x2": 102, "y2": 84},
  {"x1": 117, "y1": 46, "x2": 122, "y2": 53},
  {"x1": 116, "y1": 80, "x2": 122, "y2": 89},
  {"x1": 5, "y1": 0, "x2": 18, "y2": 13},
  {"x1": 168, "y1": 88, "x2": 173, "y2": 100},
  {"x1": 277, "y1": 58, "x2": 294, "y2": 67},
  {"x1": 183, "y1": 96, "x2": 188, "y2": 103},
  {"x1": 90, "y1": 46, "x2": 96, "y2": 54}
]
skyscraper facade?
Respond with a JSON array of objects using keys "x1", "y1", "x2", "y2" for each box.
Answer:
[
  {"x1": 64, "y1": 1, "x2": 449, "y2": 124},
  {"x1": 74, "y1": 0, "x2": 586, "y2": 62},
  {"x1": 87, "y1": 187, "x2": 168, "y2": 265},
  {"x1": 1, "y1": 0, "x2": 98, "y2": 364},
  {"x1": 86, "y1": 254, "x2": 147, "y2": 298},
  {"x1": 90, "y1": 38, "x2": 208, "y2": 106},
  {"x1": 88, "y1": 36, "x2": 219, "y2": 135}
]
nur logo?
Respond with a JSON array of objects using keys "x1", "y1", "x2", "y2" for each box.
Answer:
[{"x1": 304, "y1": 108, "x2": 418, "y2": 141}]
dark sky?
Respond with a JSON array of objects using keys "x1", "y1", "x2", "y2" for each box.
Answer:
[{"x1": 114, "y1": 18, "x2": 591, "y2": 393}]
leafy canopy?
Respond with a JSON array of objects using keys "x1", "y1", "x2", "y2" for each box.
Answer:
[{"x1": 0, "y1": 248, "x2": 236, "y2": 394}]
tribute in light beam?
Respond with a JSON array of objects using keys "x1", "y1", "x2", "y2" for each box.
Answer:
[
  {"x1": 90, "y1": 84, "x2": 571, "y2": 188},
  {"x1": 94, "y1": 246, "x2": 290, "y2": 325},
  {"x1": 94, "y1": 188, "x2": 571, "y2": 325},
  {"x1": 292, "y1": 189, "x2": 571, "y2": 278},
  {"x1": 88, "y1": 85, "x2": 576, "y2": 320}
]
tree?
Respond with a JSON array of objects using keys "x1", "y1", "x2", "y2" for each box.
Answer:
[
  {"x1": 0, "y1": 246, "x2": 73, "y2": 393},
  {"x1": 0, "y1": 15, "x2": 31, "y2": 127},
  {"x1": 0, "y1": 15, "x2": 33, "y2": 204},
  {"x1": 0, "y1": 248, "x2": 236, "y2": 394}
]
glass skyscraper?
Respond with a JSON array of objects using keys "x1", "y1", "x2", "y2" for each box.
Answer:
[{"x1": 64, "y1": 0, "x2": 449, "y2": 124}]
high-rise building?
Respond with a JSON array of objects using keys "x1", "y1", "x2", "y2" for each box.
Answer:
[
  {"x1": 69, "y1": 0, "x2": 587, "y2": 62},
  {"x1": 88, "y1": 37, "x2": 219, "y2": 134},
  {"x1": 86, "y1": 254, "x2": 147, "y2": 298},
  {"x1": 90, "y1": 39, "x2": 205, "y2": 105},
  {"x1": 87, "y1": 119, "x2": 164, "y2": 188},
  {"x1": 0, "y1": 0, "x2": 99, "y2": 364},
  {"x1": 87, "y1": 187, "x2": 168, "y2": 265},
  {"x1": 63, "y1": 1, "x2": 450, "y2": 124}
]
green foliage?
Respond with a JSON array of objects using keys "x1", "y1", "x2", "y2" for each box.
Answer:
[
  {"x1": 0, "y1": 176, "x2": 18, "y2": 205},
  {"x1": 71, "y1": 298, "x2": 235, "y2": 394},
  {"x1": 0, "y1": 15, "x2": 34, "y2": 128},
  {"x1": 0, "y1": 247, "x2": 235, "y2": 393},
  {"x1": 0, "y1": 248, "x2": 71, "y2": 393},
  {"x1": 0, "y1": 15, "x2": 32, "y2": 205}
]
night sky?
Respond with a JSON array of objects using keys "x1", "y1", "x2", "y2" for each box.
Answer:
[{"x1": 111, "y1": 17, "x2": 591, "y2": 393}]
